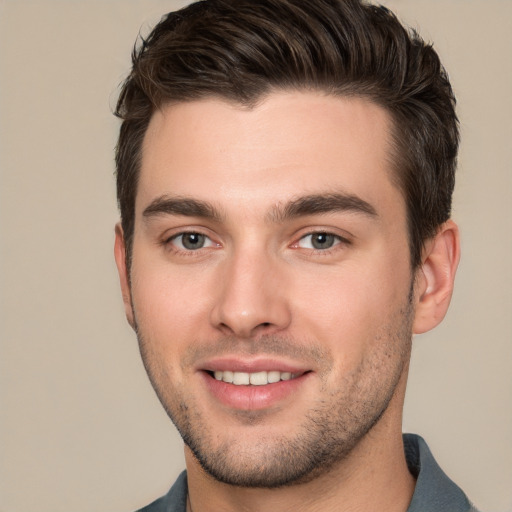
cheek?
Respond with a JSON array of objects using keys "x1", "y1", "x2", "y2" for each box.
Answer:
[
  {"x1": 130, "y1": 259, "x2": 215, "y2": 350},
  {"x1": 290, "y1": 258, "x2": 410, "y2": 358}
]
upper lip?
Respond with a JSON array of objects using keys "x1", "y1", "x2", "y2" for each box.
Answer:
[{"x1": 197, "y1": 357, "x2": 311, "y2": 374}]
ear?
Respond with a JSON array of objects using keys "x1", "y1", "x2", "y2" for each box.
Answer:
[
  {"x1": 413, "y1": 220, "x2": 461, "y2": 334},
  {"x1": 114, "y1": 223, "x2": 136, "y2": 329}
]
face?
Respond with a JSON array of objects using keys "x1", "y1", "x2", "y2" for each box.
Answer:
[{"x1": 117, "y1": 92, "x2": 417, "y2": 487}]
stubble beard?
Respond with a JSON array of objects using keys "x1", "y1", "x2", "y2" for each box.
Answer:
[{"x1": 135, "y1": 294, "x2": 414, "y2": 489}]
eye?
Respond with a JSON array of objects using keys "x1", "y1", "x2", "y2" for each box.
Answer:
[
  {"x1": 171, "y1": 232, "x2": 214, "y2": 251},
  {"x1": 297, "y1": 232, "x2": 341, "y2": 250}
]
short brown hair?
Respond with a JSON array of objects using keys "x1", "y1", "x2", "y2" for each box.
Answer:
[{"x1": 115, "y1": 0, "x2": 459, "y2": 269}]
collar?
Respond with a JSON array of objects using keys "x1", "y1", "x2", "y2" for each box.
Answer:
[{"x1": 404, "y1": 433, "x2": 476, "y2": 512}]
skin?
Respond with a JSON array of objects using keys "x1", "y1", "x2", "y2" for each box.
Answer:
[{"x1": 115, "y1": 91, "x2": 460, "y2": 512}]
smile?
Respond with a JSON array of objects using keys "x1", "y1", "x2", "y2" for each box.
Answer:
[
  {"x1": 212, "y1": 370, "x2": 301, "y2": 386},
  {"x1": 202, "y1": 366, "x2": 312, "y2": 410}
]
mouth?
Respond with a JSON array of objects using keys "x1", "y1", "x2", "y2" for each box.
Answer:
[
  {"x1": 207, "y1": 370, "x2": 306, "y2": 386},
  {"x1": 199, "y1": 358, "x2": 313, "y2": 410},
  {"x1": 201, "y1": 366, "x2": 312, "y2": 410}
]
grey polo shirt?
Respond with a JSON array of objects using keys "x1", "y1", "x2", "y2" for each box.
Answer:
[{"x1": 137, "y1": 433, "x2": 479, "y2": 512}]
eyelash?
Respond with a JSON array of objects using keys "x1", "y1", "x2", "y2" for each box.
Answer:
[
  {"x1": 293, "y1": 231, "x2": 351, "y2": 254},
  {"x1": 163, "y1": 231, "x2": 218, "y2": 256},
  {"x1": 161, "y1": 229, "x2": 351, "y2": 256}
]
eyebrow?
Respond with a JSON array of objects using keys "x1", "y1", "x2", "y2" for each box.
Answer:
[
  {"x1": 268, "y1": 193, "x2": 378, "y2": 222},
  {"x1": 142, "y1": 196, "x2": 223, "y2": 222},
  {"x1": 142, "y1": 192, "x2": 377, "y2": 224}
]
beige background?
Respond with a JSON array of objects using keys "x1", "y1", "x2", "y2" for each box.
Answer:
[{"x1": 0, "y1": 1, "x2": 511, "y2": 511}]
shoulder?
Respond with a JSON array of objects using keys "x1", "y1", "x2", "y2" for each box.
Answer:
[
  {"x1": 404, "y1": 434, "x2": 481, "y2": 512},
  {"x1": 135, "y1": 471, "x2": 188, "y2": 512}
]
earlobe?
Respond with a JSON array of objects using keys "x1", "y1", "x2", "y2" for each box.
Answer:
[
  {"x1": 114, "y1": 223, "x2": 136, "y2": 329},
  {"x1": 413, "y1": 220, "x2": 461, "y2": 334}
]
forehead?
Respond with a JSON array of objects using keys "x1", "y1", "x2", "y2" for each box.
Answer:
[{"x1": 138, "y1": 91, "x2": 401, "y2": 219}]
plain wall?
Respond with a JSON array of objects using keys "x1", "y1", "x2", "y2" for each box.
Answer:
[{"x1": 0, "y1": 1, "x2": 511, "y2": 511}]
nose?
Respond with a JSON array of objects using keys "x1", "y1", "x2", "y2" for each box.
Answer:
[{"x1": 210, "y1": 249, "x2": 292, "y2": 338}]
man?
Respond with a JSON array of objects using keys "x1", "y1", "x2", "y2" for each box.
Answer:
[{"x1": 113, "y1": 0, "x2": 477, "y2": 510}]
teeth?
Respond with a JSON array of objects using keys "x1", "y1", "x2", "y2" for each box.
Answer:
[
  {"x1": 249, "y1": 371, "x2": 267, "y2": 385},
  {"x1": 267, "y1": 371, "x2": 281, "y2": 383},
  {"x1": 233, "y1": 372, "x2": 250, "y2": 385},
  {"x1": 213, "y1": 370, "x2": 299, "y2": 385}
]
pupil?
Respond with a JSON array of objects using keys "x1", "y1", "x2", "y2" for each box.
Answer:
[
  {"x1": 183, "y1": 233, "x2": 204, "y2": 250},
  {"x1": 312, "y1": 233, "x2": 334, "y2": 249}
]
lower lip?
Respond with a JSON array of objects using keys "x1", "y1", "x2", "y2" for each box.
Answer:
[{"x1": 201, "y1": 372, "x2": 311, "y2": 411}]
